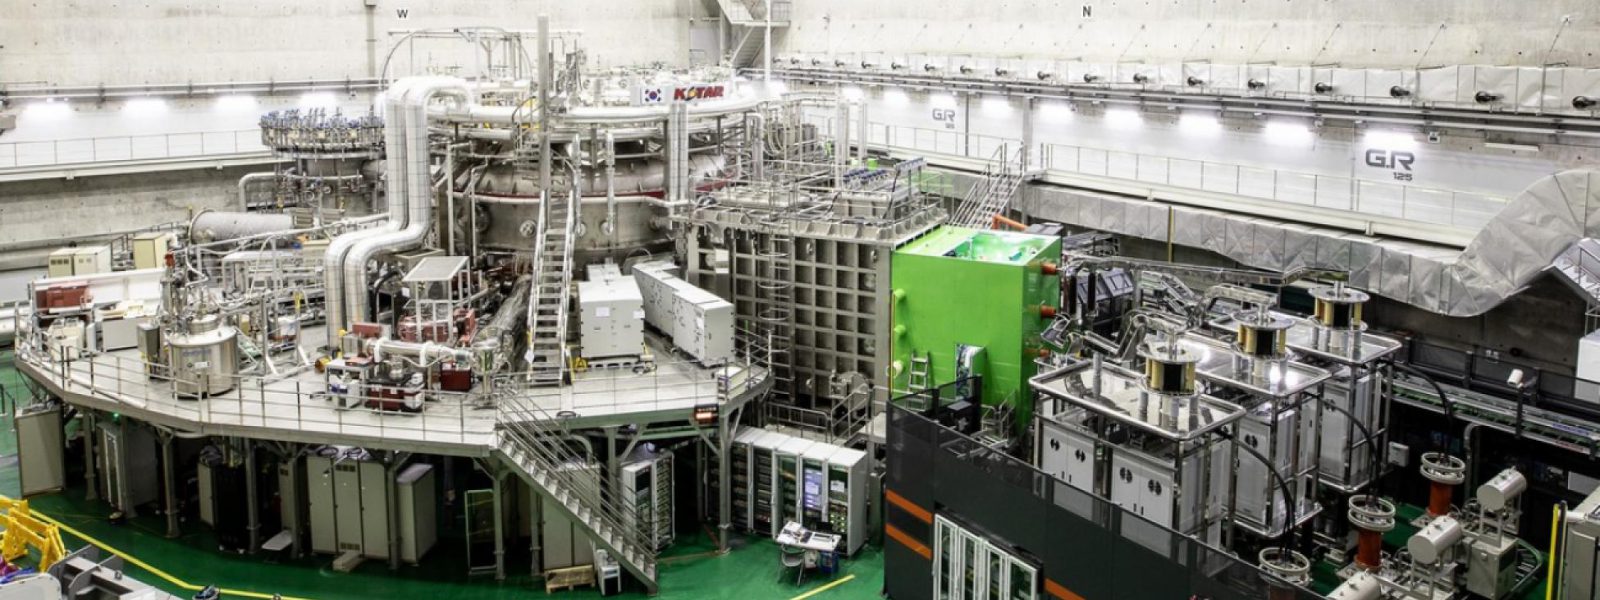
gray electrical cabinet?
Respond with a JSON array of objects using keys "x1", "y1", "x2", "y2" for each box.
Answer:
[
  {"x1": 359, "y1": 460, "x2": 390, "y2": 560},
  {"x1": 97, "y1": 420, "x2": 158, "y2": 516},
  {"x1": 277, "y1": 458, "x2": 302, "y2": 553},
  {"x1": 397, "y1": 463, "x2": 437, "y2": 564},
  {"x1": 306, "y1": 454, "x2": 338, "y2": 554},
  {"x1": 1564, "y1": 487, "x2": 1600, "y2": 599},
  {"x1": 197, "y1": 462, "x2": 215, "y2": 526},
  {"x1": 15, "y1": 405, "x2": 65, "y2": 497},
  {"x1": 334, "y1": 459, "x2": 363, "y2": 555}
]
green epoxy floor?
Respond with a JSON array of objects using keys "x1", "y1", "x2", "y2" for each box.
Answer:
[{"x1": 0, "y1": 350, "x2": 885, "y2": 599}]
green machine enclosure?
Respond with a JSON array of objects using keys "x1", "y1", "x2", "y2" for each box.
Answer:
[{"x1": 889, "y1": 226, "x2": 1060, "y2": 432}]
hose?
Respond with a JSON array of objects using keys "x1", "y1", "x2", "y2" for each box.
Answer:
[{"x1": 1390, "y1": 360, "x2": 1459, "y2": 448}]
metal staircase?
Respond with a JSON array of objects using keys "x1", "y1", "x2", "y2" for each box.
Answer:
[
  {"x1": 494, "y1": 388, "x2": 658, "y2": 593},
  {"x1": 717, "y1": 0, "x2": 791, "y2": 69},
  {"x1": 952, "y1": 146, "x2": 1030, "y2": 228},
  {"x1": 524, "y1": 163, "x2": 580, "y2": 386}
]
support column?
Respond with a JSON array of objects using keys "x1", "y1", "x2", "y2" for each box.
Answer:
[
  {"x1": 492, "y1": 471, "x2": 507, "y2": 581},
  {"x1": 245, "y1": 441, "x2": 261, "y2": 554},
  {"x1": 287, "y1": 451, "x2": 305, "y2": 559},
  {"x1": 160, "y1": 432, "x2": 179, "y2": 539},
  {"x1": 857, "y1": 100, "x2": 869, "y2": 161},
  {"x1": 1021, "y1": 97, "x2": 1037, "y2": 170},
  {"x1": 605, "y1": 427, "x2": 622, "y2": 505},
  {"x1": 834, "y1": 101, "x2": 850, "y2": 187},
  {"x1": 717, "y1": 415, "x2": 734, "y2": 553},
  {"x1": 82, "y1": 412, "x2": 98, "y2": 501}
]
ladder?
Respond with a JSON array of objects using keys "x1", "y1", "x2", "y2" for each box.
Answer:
[
  {"x1": 756, "y1": 223, "x2": 796, "y2": 404},
  {"x1": 524, "y1": 163, "x2": 580, "y2": 386},
  {"x1": 952, "y1": 145, "x2": 1029, "y2": 228},
  {"x1": 907, "y1": 351, "x2": 932, "y2": 392}
]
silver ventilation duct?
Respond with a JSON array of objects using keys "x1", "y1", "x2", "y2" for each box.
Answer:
[
  {"x1": 341, "y1": 77, "x2": 469, "y2": 328},
  {"x1": 1020, "y1": 170, "x2": 1600, "y2": 317},
  {"x1": 323, "y1": 77, "x2": 467, "y2": 336}
]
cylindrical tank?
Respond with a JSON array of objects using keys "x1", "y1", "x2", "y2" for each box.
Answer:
[
  {"x1": 1476, "y1": 468, "x2": 1528, "y2": 512},
  {"x1": 166, "y1": 314, "x2": 240, "y2": 397},
  {"x1": 189, "y1": 210, "x2": 296, "y2": 244},
  {"x1": 1326, "y1": 572, "x2": 1382, "y2": 600},
  {"x1": 1407, "y1": 515, "x2": 1463, "y2": 564}
]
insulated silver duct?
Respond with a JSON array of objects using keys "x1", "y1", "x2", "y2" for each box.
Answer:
[
  {"x1": 1021, "y1": 169, "x2": 1600, "y2": 317},
  {"x1": 189, "y1": 210, "x2": 296, "y2": 244},
  {"x1": 342, "y1": 77, "x2": 469, "y2": 328},
  {"x1": 323, "y1": 78, "x2": 418, "y2": 338},
  {"x1": 365, "y1": 337, "x2": 475, "y2": 365}
]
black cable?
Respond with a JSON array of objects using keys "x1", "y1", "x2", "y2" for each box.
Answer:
[
  {"x1": 1390, "y1": 360, "x2": 1458, "y2": 448},
  {"x1": 1216, "y1": 429, "x2": 1299, "y2": 551}
]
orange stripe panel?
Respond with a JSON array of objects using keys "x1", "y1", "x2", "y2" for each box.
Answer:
[
  {"x1": 884, "y1": 524, "x2": 933, "y2": 560},
  {"x1": 884, "y1": 488, "x2": 933, "y2": 524},
  {"x1": 1044, "y1": 579, "x2": 1085, "y2": 600}
]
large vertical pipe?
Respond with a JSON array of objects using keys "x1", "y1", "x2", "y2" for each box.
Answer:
[
  {"x1": 763, "y1": 0, "x2": 773, "y2": 81},
  {"x1": 834, "y1": 100, "x2": 849, "y2": 187},
  {"x1": 857, "y1": 100, "x2": 869, "y2": 161},
  {"x1": 538, "y1": 15, "x2": 552, "y2": 223}
]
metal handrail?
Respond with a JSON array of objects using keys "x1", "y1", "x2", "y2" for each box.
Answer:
[
  {"x1": 810, "y1": 115, "x2": 1507, "y2": 230},
  {"x1": 494, "y1": 387, "x2": 657, "y2": 572},
  {"x1": 0, "y1": 129, "x2": 267, "y2": 170}
]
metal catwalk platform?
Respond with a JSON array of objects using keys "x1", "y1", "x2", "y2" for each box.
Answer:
[{"x1": 14, "y1": 332, "x2": 770, "y2": 457}]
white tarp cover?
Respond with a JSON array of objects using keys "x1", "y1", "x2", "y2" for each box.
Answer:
[{"x1": 1020, "y1": 169, "x2": 1600, "y2": 317}]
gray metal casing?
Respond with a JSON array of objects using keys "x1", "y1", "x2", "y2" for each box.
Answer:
[
  {"x1": 578, "y1": 264, "x2": 645, "y2": 359},
  {"x1": 397, "y1": 463, "x2": 437, "y2": 564},
  {"x1": 359, "y1": 460, "x2": 389, "y2": 560},
  {"x1": 16, "y1": 405, "x2": 65, "y2": 496}
]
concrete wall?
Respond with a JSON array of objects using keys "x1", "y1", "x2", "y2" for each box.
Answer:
[
  {"x1": 0, "y1": 0, "x2": 704, "y2": 87},
  {"x1": 0, "y1": 166, "x2": 250, "y2": 269},
  {"x1": 782, "y1": 1, "x2": 1600, "y2": 69}
]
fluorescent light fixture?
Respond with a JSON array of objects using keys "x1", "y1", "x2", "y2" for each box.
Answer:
[
  {"x1": 1179, "y1": 111, "x2": 1222, "y2": 136},
  {"x1": 1104, "y1": 107, "x2": 1142, "y2": 129},
  {"x1": 981, "y1": 95, "x2": 1013, "y2": 115},
  {"x1": 298, "y1": 91, "x2": 338, "y2": 109},
  {"x1": 123, "y1": 97, "x2": 169, "y2": 115},
  {"x1": 884, "y1": 88, "x2": 910, "y2": 107},
  {"x1": 1363, "y1": 129, "x2": 1418, "y2": 150},
  {"x1": 26, "y1": 99, "x2": 72, "y2": 120},
  {"x1": 214, "y1": 94, "x2": 258, "y2": 112},
  {"x1": 841, "y1": 86, "x2": 865, "y2": 101},
  {"x1": 1038, "y1": 100, "x2": 1075, "y2": 122},
  {"x1": 1264, "y1": 120, "x2": 1313, "y2": 146},
  {"x1": 930, "y1": 93, "x2": 959, "y2": 109},
  {"x1": 1484, "y1": 141, "x2": 1540, "y2": 153}
]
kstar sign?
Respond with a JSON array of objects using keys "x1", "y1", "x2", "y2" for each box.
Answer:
[{"x1": 639, "y1": 84, "x2": 728, "y2": 105}]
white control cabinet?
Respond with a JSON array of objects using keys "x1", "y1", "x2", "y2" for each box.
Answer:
[
  {"x1": 578, "y1": 264, "x2": 645, "y2": 359},
  {"x1": 633, "y1": 260, "x2": 734, "y2": 364}
]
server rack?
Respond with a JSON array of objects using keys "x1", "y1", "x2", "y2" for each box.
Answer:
[{"x1": 774, "y1": 438, "x2": 817, "y2": 533}]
